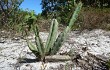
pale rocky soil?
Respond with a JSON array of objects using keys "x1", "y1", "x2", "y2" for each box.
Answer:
[{"x1": 0, "y1": 29, "x2": 110, "y2": 70}]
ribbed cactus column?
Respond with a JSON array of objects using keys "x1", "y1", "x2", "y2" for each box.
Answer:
[
  {"x1": 45, "y1": 19, "x2": 58, "y2": 54},
  {"x1": 50, "y1": 2, "x2": 82, "y2": 55}
]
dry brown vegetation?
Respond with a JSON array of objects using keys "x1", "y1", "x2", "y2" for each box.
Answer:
[
  {"x1": 36, "y1": 8, "x2": 110, "y2": 31},
  {"x1": 79, "y1": 7, "x2": 110, "y2": 30}
]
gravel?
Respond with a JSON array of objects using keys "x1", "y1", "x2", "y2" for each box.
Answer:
[{"x1": 0, "y1": 29, "x2": 110, "y2": 70}]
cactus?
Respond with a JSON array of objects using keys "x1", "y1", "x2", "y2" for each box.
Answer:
[
  {"x1": 26, "y1": 2, "x2": 82, "y2": 62},
  {"x1": 51, "y1": 2, "x2": 82, "y2": 55},
  {"x1": 45, "y1": 19, "x2": 58, "y2": 54}
]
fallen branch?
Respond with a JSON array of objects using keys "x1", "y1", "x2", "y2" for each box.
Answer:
[{"x1": 45, "y1": 55, "x2": 71, "y2": 62}]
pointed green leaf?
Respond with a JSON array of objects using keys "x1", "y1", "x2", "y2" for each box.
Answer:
[
  {"x1": 31, "y1": 16, "x2": 36, "y2": 20},
  {"x1": 25, "y1": 15, "x2": 30, "y2": 20}
]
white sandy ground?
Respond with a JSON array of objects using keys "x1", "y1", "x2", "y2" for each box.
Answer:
[{"x1": 0, "y1": 29, "x2": 110, "y2": 70}]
